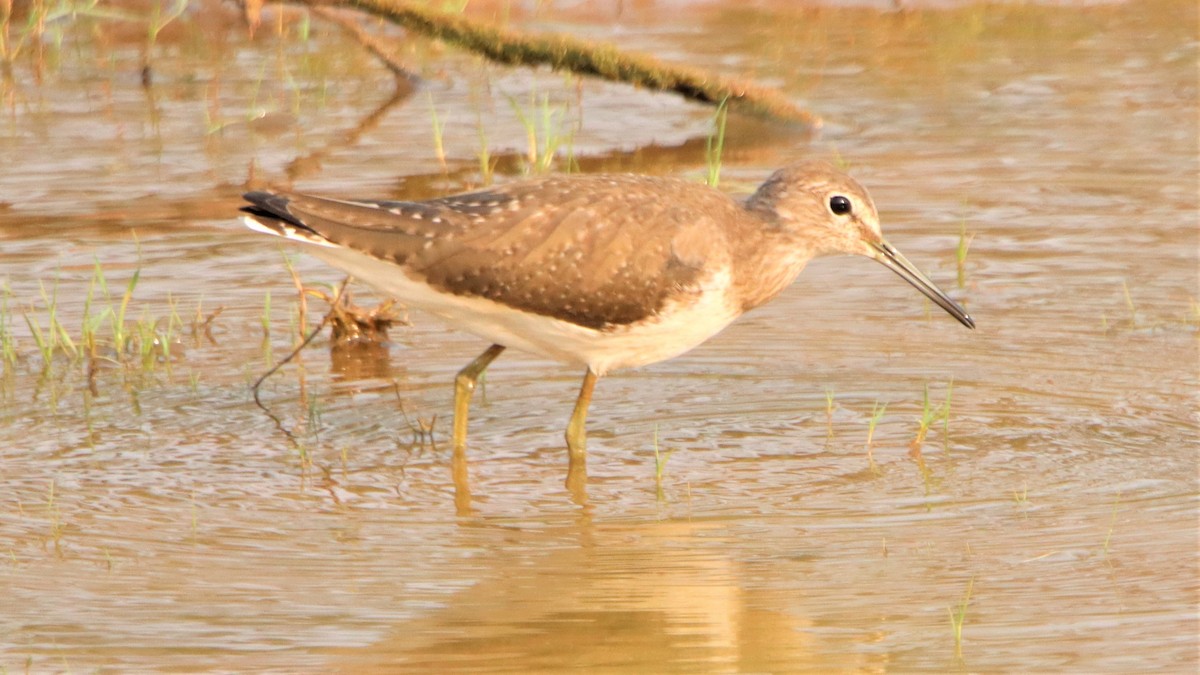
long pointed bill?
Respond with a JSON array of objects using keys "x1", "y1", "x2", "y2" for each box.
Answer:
[{"x1": 871, "y1": 240, "x2": 975, "y2": 329}]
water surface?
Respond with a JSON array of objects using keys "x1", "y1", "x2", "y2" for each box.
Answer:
[{"x1": 1, "y1": 0, "x2": 1196, "y2": 671}]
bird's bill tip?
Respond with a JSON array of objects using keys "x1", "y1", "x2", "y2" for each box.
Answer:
[{"x1": 871, "y1": 240, "x2": 975, "y2": 329}]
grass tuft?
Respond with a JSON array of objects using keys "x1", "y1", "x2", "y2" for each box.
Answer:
[
  {"x1": 476, "y1": 115, "x2": 495, "y2": 186},
  {"x1": 1013, "y1": 482, "x2": 1029, "y2": 518},
  {"x1": 508, "y1": 91, "x2": 576, "y2": 175},
  {"x1": 260, "y1": 291, "x2": 272, "y2": 338},
  {"x1": 0, "y1": 283, "x2": 16, "y2": 368},
  {"x1": 948, "y1": 577, "x2": 975, "y2": 658},
  {"x1": 653, "y1": 424, "x2": 672, "y2": 501},
  {"x1": 705, "y1": 96, "x2": 729, "y2": 188},
  {"x1": 909, "y1": 379, "x2": 955, "y2": 458},
  {"x1": 825, "y1": 388, "x2": 835, "y2": 439},
  {"x1": 6, "y1": 258, "x2": 192, "y2": 380},
  {"x1": 428, "y1": 92, "x2": 448, "y2": 172}
]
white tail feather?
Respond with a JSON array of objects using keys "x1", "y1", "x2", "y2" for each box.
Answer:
[{"x1": 240, "y1": 215, "x2": 338, "y2": 248}]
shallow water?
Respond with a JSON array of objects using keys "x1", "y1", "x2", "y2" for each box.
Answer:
[{"x1": 1, "y1": 0, "x2": 1197, "y2": 671}]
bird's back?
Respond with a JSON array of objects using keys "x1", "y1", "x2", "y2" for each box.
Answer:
[{"x1": 244, "y1": 174, "x2": 748, "y2": 331}]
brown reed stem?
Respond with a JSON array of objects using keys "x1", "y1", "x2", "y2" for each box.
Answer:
[{"x1": 293, "y1": 0, "x2": 819, "y2": 127}]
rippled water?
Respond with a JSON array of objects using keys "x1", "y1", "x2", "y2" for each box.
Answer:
[{"x1": 1, "y1": 0, "x2": 1196, "y2": 671}]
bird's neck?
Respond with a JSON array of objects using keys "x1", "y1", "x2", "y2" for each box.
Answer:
[{"x1": 730, "y1": 226, "x2": 814, "y2": 312}]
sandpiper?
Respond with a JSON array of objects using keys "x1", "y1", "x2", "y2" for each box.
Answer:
[{"x1": 241, "y1": 161, "x2": 973, "y2": 463}]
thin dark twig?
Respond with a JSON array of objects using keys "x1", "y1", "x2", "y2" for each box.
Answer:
[
  {"x1": 250, "y1": 316, "x2": 327, "y2": 449},
  {"x1": 392, "y1": 380, "x2": 437, "y2": 449},
  {"x1": 251, "y1": 316, "x2": 327, "y2": 410},
  {"x1": 251, "y1": 278, "x2": 353, "y2": 440}
]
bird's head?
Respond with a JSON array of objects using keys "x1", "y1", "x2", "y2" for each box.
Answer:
[{"x1": 748, "y1": 161, "x2": 975, "y2": 329}]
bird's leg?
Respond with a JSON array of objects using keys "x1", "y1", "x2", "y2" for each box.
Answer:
[
  {"x1": 565, "y1": 369, "x2": 598, "y2": 462},
  {"x1": 452, "y1": 344, "x2": 506, "y2": 453},
  {"x1": 451, "y1": 449, "x2": 474, "y2": 517}
]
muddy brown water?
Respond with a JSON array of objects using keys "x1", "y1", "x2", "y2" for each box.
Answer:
[{"x1": 1, "y1": 0, "x2": 1196, "y2": 671}]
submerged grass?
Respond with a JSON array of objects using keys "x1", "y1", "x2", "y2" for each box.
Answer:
[
  {"x1": 865, "y1": 400, "x2": 887, "y2": 472},
  {"x1": 3, "y1": 0, "x2": 188, "y2": 83},
  {"x1": 25, "y1": 278, "x2": 78, "y2": 366},
  {"x1": 909, "y1": 379, "x2": 954, "y2": 456},
  {"x1": 508, "y1": 90, "x2": 577, "y2": 175},
  {"x1": 1102, "y1": 490, "x2": 1122, "y2": 558},
  {"x1": 261, "y1": 290, "x2": 272, "y2": 338},
  {"x1": 1104, "y1": 281, "x2": 1197, "y2": 332},
  {"x1": 705, "y1": 96, "x2": 729, "y2": 188},
  {"x1": 1, "y1": 260, "x2": 211, "y2": 387},
  {"x1": 1121, "y1": 280, "x2": 1136, "y2": 319},
  {"x1": 46, "y1": 478, "x2": 63, "y2": 555},
  {"x1": 652, "y1": 424, "x2": 672, "y2": 501},
  {"x1": 955, "y1": 219, "x2": 974, "y2": 289},
  {"x1": 948, "y1": 576, "x2": 975, "y2": 659},
  {"x1": 825, "y1": 388, "x2": 835, "y2": 439},
  {"x1": 145, "y1": 0, "x2": 188, "y2": 63},
  {"x1": 1, "y1": 284, "x2": 16, "y2": 367},
  {"x1": 428, "y1": 92, "x2": 448, "y2": 172},
  {"x1": 476, "y1": 114, "x2": 495, "y2": 186},
  {"x1": 1013, "y1": 482, "x2": 1029, "y2": 518},
  {"x1": 906, "y1": 380, "x2": 956, "y2": 493}
]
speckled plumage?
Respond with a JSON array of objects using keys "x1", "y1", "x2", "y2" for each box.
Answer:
[
  {"x1": 240, "y1": 161, "x2": 973, "y2": 462},
  {"x1": 243, "y1": 174, "x2": 753, "y2": 332}
]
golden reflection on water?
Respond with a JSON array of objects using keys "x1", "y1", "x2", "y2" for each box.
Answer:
[
  {"x1": 329, "y1": 520, "x2": 876, "y2": 672},
  {"x1": 0, "y1": 0, "x2": 1196, "y2": 672}
]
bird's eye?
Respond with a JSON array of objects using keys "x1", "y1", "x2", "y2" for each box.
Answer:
[{"x1": 829, "y1": 195, "x2": 852, "y2": 216}]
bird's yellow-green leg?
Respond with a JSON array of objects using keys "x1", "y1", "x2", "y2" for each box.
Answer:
[
  {"x1": 565, "y1": 369, "x2": 598, "y2": 462},
  {"x1": 453, "y1": 344, "x2": 505, "y2": 453},
  {"x1": 451, "y1": 448, "x2": 474, "y2": 517}
]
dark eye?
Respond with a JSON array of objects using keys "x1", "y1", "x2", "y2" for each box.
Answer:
[{"x1": 829, "y1": 195, "x2": 852, "y2": 215}]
